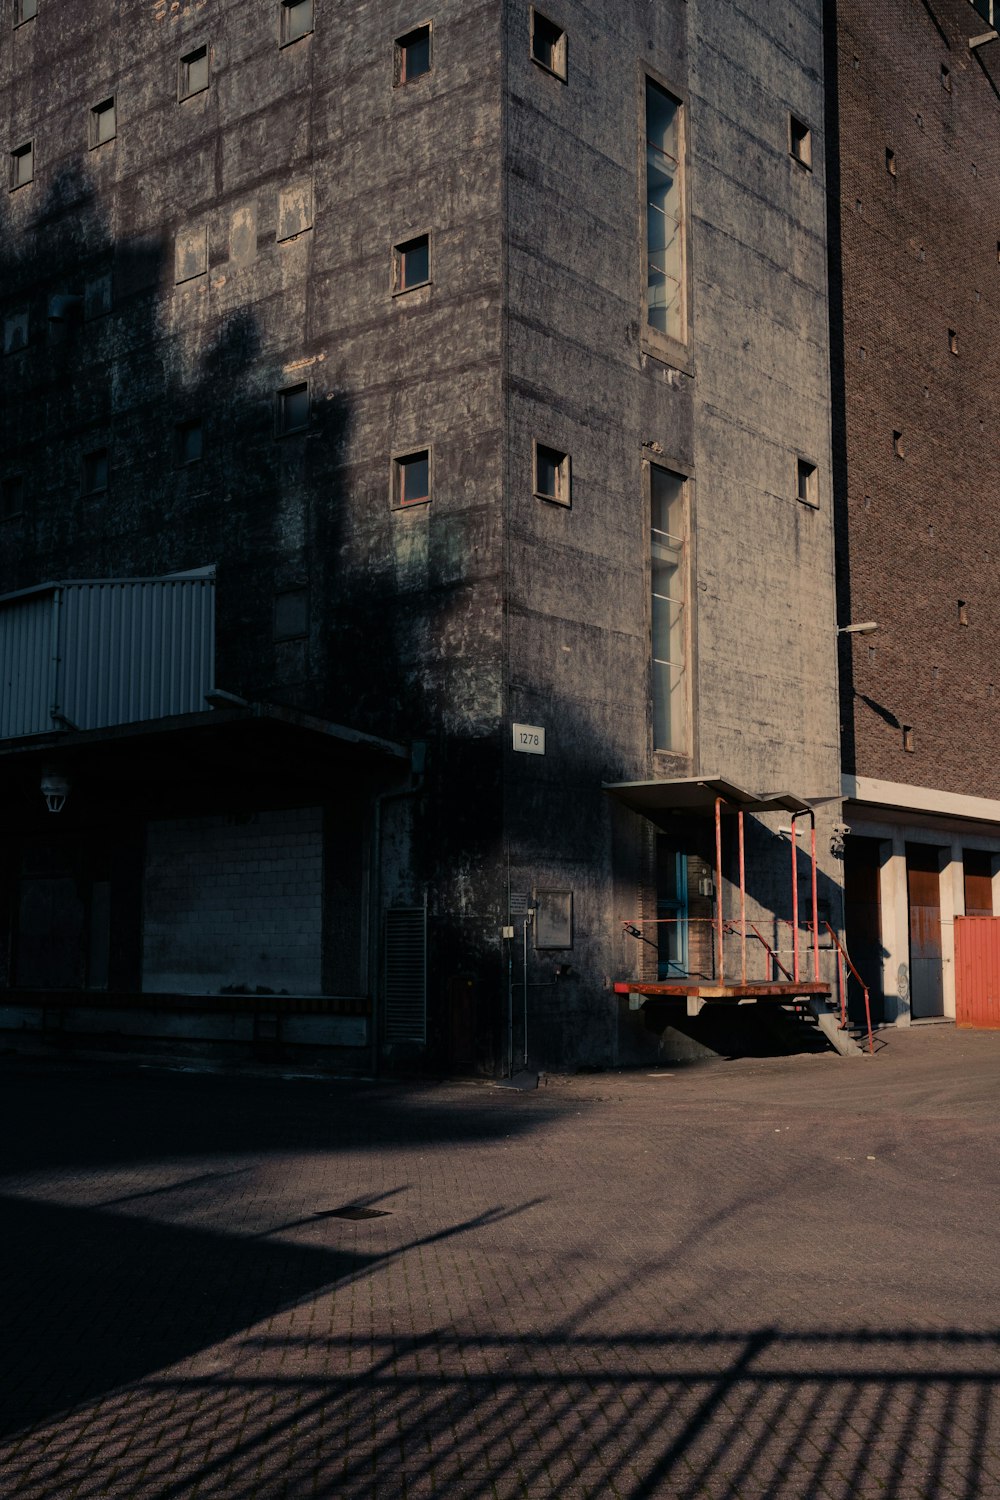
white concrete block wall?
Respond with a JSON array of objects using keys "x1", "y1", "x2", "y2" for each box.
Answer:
[{"x1": 142, "y1": 807, "x2": 323, "y2": 995}]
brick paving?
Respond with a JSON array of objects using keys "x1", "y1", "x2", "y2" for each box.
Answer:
[{"x1": 2, "y1": 1026, "x2": 1000, "y2": 1497}]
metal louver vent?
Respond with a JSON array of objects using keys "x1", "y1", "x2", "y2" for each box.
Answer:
[{"x1": 384, "y1": 906, "x2": 427, "y2": 1043}]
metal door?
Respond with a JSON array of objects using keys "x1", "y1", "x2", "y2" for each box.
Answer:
[
  {"x1": 955, "y1": 916, "x2": 1000, "y2": 1028},
  {"x1": 906, "y1": 844, "x2": 944, "y2": 1019}
]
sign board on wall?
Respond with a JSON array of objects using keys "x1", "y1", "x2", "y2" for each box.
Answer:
[{"x1": 512, "y1": 723, "x2": 545, "y2": 755}]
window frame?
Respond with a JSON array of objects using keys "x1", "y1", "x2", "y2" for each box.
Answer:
[
  {"x1": 392, "y1": 232, "x2": 432, "y2": 295},
  {"x1": 530, "y1": 8, "x2": 568, "y2": 82},
  {"x1": 532, "y1": 440, "x2": 571, "y2": 507},
  {"x1": 394, "y1": 22, "x2": 433, "y2": 87},
  {"x1": 789, "y1": 114, "x2": 812, "y2": 170},
  {"x1": 14, "y1": 0, "x2": 37, "y2": 27},
  {"x1": 640, "y1": 66, "x2": 692, "y2": 370},
  {"x1": 9, "y1": 140, "x2": 33, "y2": 190},
  {"x1": 796, "y1": 456, "x2": 819, "y2": 508},
  {"x1": 178, "y1": 42, "x2": 210, "y2": 101},
  {"x1": 275, "y1": 381, "x2": 311, "y2": 438},
  {"x1": 273, "y1": 586, "x2": 309, "y2": 642},
  {"x1": 392, "y1": 446, "x2": 433, "y2": 508},
  {"x1": 175, "y1": 417, "x2": 204, "y2": 467},
  {"x1": 647, "y1": 459, "x2": 691, "y2": 757},
  {"x1": 89, "y1": 96, "x2": 117, "y2": 150},
  {"x1": 81, "y1": 447, "x2": 109, "y2": 497},
  {"x1": 279, "y1": 0, "x2": 313, "y2": 47}
]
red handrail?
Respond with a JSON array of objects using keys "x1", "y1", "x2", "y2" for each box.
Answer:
[{"x1": 824, "y1": 922, "x2": 874, "y2": 1055}]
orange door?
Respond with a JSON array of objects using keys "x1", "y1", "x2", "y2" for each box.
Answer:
[{"x1": 955, "y1": 916, "x2": 1000, "y2": 1029}]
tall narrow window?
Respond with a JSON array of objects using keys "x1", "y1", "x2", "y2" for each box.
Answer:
[
  {"x1": 2, "y1": 475, "x2": 24, "y2": 518},
  {"x1": 89, "y1": 97, "x2": 116, "y2": 147},
  {"x1": 175, "y1": 418, "x2": 203, "y2": 465},
  {"x1": 10, "y1": 141, "x2": 33, "y2": 189},
  {"x1": 789, "y1": 116, "x2": 812, "y2": 169},
  {"x1": 280, "y1": 0, "x2": 312, "y2": 45},
  {"x1": 645, "y1": 79, "x2": 685, "y2": 344},
  {"x1": 650, "y1": 465, "x2": 686, "y2": 751},
  {"x1": 179, "y1": 45, "x2": 209, "y2": 100},
  {"x1": 82, "y1": 448, "x2": 109, "y2": 495}
]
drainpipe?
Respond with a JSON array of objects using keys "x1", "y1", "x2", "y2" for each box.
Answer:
[{"x1": 368, "y1": 741, "x2": 426, "y2": 1079}]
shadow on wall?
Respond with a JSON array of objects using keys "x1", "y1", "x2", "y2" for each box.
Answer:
[{"x1": 0, "y1": 159, "x2": 512, "y2": 1070}]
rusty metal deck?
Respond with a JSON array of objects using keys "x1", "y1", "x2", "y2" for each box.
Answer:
[{"x1": 613, "y1": 981, "x2": 830, "y2": 1002}]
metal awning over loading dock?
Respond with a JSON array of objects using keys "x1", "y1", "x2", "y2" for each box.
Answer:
[{"x1": 604, "y1": 776, "x2": 871, "y2": 1054}]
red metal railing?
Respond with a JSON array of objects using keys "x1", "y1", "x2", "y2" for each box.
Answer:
[{"x1": 823, "y1": 922, "x2": 874, "y2": 1054}]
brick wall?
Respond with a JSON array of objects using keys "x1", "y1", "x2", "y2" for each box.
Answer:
[
  {"x1": 142, "y1": 807, "x2": 323, "y2": 995},
  {"x1": 832, "y1": 0, "x2": 1000, "y2": 796}
]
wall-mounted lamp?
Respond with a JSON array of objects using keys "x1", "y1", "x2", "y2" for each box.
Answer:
[
  {"x1": 838, "y1": 621, "x2": 879, "y2": 635},
  {"x1": 40, "y1": 768, "x2": 70, "y2": 814}
]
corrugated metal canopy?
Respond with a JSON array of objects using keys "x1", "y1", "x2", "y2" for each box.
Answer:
[{"x1": 603, "y1": 775, "x2": 818, "y2": 826}]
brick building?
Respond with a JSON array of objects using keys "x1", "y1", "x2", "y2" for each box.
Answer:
[
  {"x1": 829, "y1": 0, "x2": 1000, "y2": 1027},
  {"x1": 0, "y1": 0, "x2": 843, "y2": 1071}
]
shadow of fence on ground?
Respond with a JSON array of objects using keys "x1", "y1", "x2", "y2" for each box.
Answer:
[{"x1": 5, "y1": 1324, "x2": 1000, "y2": 1498}]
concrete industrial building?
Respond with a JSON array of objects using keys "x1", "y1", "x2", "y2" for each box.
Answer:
[
  {"x1": 829, "y1": 0, "x2": 1000, "y2": 1029},
  {"x1": 0, "y1": 0, "x2": 845, "y2": 1071}
]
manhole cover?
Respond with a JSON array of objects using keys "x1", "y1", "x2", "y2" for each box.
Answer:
[{"x1": 330, "y1": 1205, "x2": 391, "y2": 1220}]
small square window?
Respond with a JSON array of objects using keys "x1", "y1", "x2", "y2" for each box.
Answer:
[
  {"x1": 277, "y1": 180, "x2": 313, "y2": 241},
  {"x1": 90, "y1": 98, "x2": 116, "y2": 148},
  {"x1": 280, "y1": 0, "x2": 313, "y2": 45},
  {"x1": 395, "y1": 24, "x2": 432, "y2": 85},
  {"x1": 179, "y1": 44, "x2": 209, "y2": 100},
  {"x1": 796, "y1": 457, "x2": 818, "y2": 507},
  {"x1": 175, "y1": 225, "x2": 208, "y2": 283},
  {"x1": 531, "y1": 10, "x2": 567, "y2": 81},
  {"x1": 534, "y1": 442, "x2": 571, "y2": 506},
  {"x1": 10, "y1": 141, "x2": 33, "y2": 189},
  {"x1": 276, "y1": 382, "x2": 310, "y2": 435},
  {"x1": 84, "y1": 273, "x2": 112, "y2": 320},
  {"x1": 393, "y1": 233, "x2": 430, "y2": 293},
  {"x1": 175, "y1": 418, "x2": 203, "y2": 465},
  {"x1": 394, "y1": 448, "x2": 431, "y2": 506},
  {"x1": 273, "y1": 587, "x2": 309, "y2": 641},
  {"x1": 14, "y1": 0, "x2": 37, "y2": 25},
  {"x1": 2, "y1": 475, "x2": 24, "y2": 519},
  {"x1": 885, "y1": 147, "x2": 896, "y2": 176},
  {"x1": 3, "y1": 309, "x2": 28, "y2": 352},
  {"x1": 82, "y1": 448, "x2": 109, "y2": 495},
  {"x1": 789, "y1": 116, "x2": 811, "y2": 169}
]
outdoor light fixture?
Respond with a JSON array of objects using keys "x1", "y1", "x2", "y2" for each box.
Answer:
[
  {"x1": 40, "y1": 768, "x2": 70, "y2": 813},
  {"x1": 838, "y1": 621, "x2": 879, "y2": 635}
]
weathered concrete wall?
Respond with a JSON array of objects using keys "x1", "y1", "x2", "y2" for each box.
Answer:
[
  {"x1": 1, "y1": 0, "x2": 504, "y2": 744},
  {"x1": 502, "y1": 0, "x2": 841, "y2": 1066},
  {"x1": 2, "y1": 0, "x2": 843, "y2": 1071}
]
